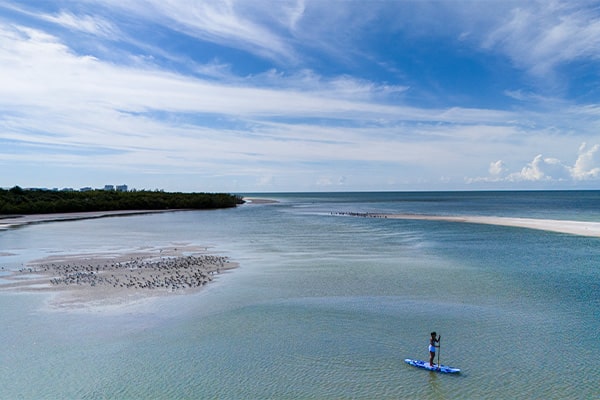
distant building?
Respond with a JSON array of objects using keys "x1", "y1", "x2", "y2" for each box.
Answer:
[
  {"x1": 116, "y1": 184, "x2": 128, "y2": 192},
  {"x1": 104, "y1": 185, "x2": 115, "y2": 191},
  {"x1": 80, "y1": 187, "x2": 93, "y2": 192}
]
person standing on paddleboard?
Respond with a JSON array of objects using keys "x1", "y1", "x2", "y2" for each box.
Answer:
[{"x1": 429, "y1": 332, "x2": 440, "y2": 367}]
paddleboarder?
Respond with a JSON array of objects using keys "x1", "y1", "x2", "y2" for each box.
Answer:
[{"x1": 429, "y1": 331, "x2": 440, "y2": 367}]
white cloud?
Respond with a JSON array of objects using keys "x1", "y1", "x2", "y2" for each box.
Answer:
[
  {"x1": 90, "y1": 0, "x2": 300, "y2": 63},
  {"x1": 570, "y1": 142, "x2": 600, "y2": 180},
  {"x1": 0, "y1": 23, "x2": 444, "y2": 183},
  {"x1": 13, "y1": 0, "x2": 600, "y2": 79},
  {"x1": 489, "y1": 160, "x2": 507, "y2": 177},
  {"x1": 251, "y1": 69, "x2": 409, "y2": 101},
  {"x1": 483, "y1": 1, "x2": 600, "y2": 76},
  {"x1": 40, "y1": 11, "x2": 120, "y2": 38},
  {"x1": 0, "y1": 22, "x2": 528, "y2": 145},
  {"x1": 509, "y1": 154, "x2": 549, "y2": 181},
  {"x1": 471, "y1": 143, "x2": 600, "y2": 184}
]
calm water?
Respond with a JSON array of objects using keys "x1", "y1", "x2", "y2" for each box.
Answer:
[{"x1": 0, "y1": 191, "x2": 599, "y2": 399}]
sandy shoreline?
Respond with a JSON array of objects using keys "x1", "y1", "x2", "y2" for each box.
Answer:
[
  {"x1": 0, "y1": 209, "x2": 180, "y2": 230},
  {"x1": 0, "y1": 201, "x2": 275, "y2": 229},
  {"x1": 242, "y1": 197, "x2": 279, "y2": 204},
  {"x1": 0, "y1": 244, "x2": 237, "y2": 310},
  {"x1": 335, "y1": 212, "x2": 600, "y2": 238}
]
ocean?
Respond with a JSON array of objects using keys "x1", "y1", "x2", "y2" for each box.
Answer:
[{"x1": 0, "y1": 191, "x2": 598, "y2": 399}]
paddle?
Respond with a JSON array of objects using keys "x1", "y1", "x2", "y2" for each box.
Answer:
[{"x1": 437, "y1": 335, "x2": 441, "y2": 370}]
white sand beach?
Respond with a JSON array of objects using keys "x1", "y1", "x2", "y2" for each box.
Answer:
[
  {"x1": 242, "y1": 197, "x2": 279, "y2": 204},
  {"x1": 364, "y1": 213, "x2": 600, "y2": 238}
]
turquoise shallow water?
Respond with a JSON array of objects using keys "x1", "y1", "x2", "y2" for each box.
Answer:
[{"x1": 0, "y1": 191, "x2": 599, "y2": 399}]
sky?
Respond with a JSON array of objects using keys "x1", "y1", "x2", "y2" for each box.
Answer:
[{"x1": 1, "y1": 0, "x2": 599, "y2": 193}]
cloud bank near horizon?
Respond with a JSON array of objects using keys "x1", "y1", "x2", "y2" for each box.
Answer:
[
  {"x1": 0, "y1": 1, "x2": 599, "y2": 192},
  {"x1": 471, "y1": 143, "x2": 600, "y2": 184}
]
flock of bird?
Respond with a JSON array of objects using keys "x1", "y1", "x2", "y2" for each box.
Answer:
[{"x1": 22, "y1": 255, "x2": 230, "y2": 292}]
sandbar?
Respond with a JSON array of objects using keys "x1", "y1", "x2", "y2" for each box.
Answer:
[
  {"x1": 0, "y1": 244, "x2": 237, "y2": 310},
  {"x1": 242, "y1": 197, "x2": 279, "y2": 204},
  {"x1": 335, "y1": 212, "x2": 600, "y2": 238},
  {"x1": 0, "y1": 210, "x2": 178, "y2": 230}
]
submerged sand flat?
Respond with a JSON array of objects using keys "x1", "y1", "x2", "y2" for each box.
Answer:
[
  {"x1": 0, "y1": 244, "x2": 237, "y2": 310},
  {"x1": 336, "y1": 212, "x2": 600, "y2": 238},
  {"x1": 0, "y1": 211, "x2": 238, "y2": 310}
]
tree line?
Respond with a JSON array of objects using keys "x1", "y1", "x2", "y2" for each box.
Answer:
[{"x1": 0, "y1": 186, "x2": 244, "y2": 215}]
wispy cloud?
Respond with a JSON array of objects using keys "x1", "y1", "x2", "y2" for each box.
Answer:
[
  {"x1": 90, "y1": 0, "x2": 301, "y2": 64},
  {"x1": 483, "y1": 1, "x2": 600, "y2": 77},
  {"x1": 40, "y1": 11, "x2": 120, "y2": 38},
  {"x1": 0, "y1": 22, "x2": 520, "y2": 126}
]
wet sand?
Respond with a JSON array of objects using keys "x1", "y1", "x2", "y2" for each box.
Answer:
[
  {"x1": 0, "y1": 210, "x2": 177, "y2": 230},
  {"x1": 334, "y1": 212, "x2": 600, "y2": 238},
  {"x1": 0, "y1": 244, "x2": 237, "y2": 310}
]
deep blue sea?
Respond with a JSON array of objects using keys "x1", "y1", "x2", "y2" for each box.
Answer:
[{"x1": 1, "y1": 191, "x2": 599, "y2": 399}]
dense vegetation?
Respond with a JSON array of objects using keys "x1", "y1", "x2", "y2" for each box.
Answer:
[{"x1": 0, "y1": 186, "x2": 244, "y2": 215}]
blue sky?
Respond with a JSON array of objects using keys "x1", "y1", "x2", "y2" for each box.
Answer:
[{"x1": 1, "y1": 0, "x2": 599, "y2": 192}]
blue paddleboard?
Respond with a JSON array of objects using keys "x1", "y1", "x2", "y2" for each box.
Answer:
[{"x1": 404, "y1": 358, "x2": 460, "y2": 374}]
